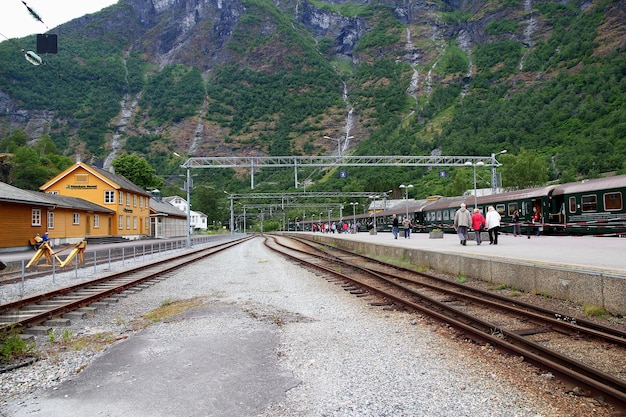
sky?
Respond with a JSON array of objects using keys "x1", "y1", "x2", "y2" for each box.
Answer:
[{"x1": 0, "y1": 0, "x2": 118, "y2": 41}]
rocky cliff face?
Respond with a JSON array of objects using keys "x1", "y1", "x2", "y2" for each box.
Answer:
[{"x1": 1, "y1": 0, "x2": 624, "y2": 177}]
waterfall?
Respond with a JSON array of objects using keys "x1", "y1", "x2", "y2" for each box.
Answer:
[
  {"x1": 519, "y1": 0, "x2": 535, "y2": 71},
  {"x1": 104, "y1": 48, "x2": 138, "y2": 170},
  {"x1": 342, "y1": 81, "x2": 354, "y2": 153}
]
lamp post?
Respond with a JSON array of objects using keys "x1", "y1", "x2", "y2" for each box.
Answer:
[
  {"x1": 369, "y1": 195, "x2": 379, "y2": 234},
  {"x1": 223, "y1": 190, "x2": 234, "y2": 236},
  {"x1": 174, "y1": 153, "x2": 192, "y2": 248},
  {"x1": 465, "y1": 161, "x2": 485, "y2": 208},
  {"x1": 328, "y1": 209, "x2": 332, "y2": 230},
  {"x1": 350, "y1": 202, "x2": 358, "y2": 232},
  {"x1": 323, "y1": 135, "x2": 354, "y2": 157},
  {"x1": 381, "y1": 190, "x2": 391, "y2": 211},
  {"x1": 491, "y1": 150, "x2": 507, "y2": 194},
  {"x1": 399, "y1": 184, "x2": 413, "y2": 217}
]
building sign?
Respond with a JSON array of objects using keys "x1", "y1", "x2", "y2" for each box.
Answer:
[
  {"x1": 123, "y1": 208, "x2": 134, "y2": 213},
  {"x1": 66, "y1": 185, "x2": 97, "y2": 189}
]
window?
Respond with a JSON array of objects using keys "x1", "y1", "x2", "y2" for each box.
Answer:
[
  {"x1": 104, "y1": 190, "x2": 115, "y2": 204},
  {"x1": 126, "y1": 193, "x2": 131, "y2": 206},
  {"x1": 133, "y1": 195, "x2": 137, "y2": 207},
  {"x1": 604, "y1": 192, "x2": 622, "y2": 211},
  {"x1": 496, "y1": 204, "x2": 505, "y2": 215},
  {"x1": 47, "y1": 190, "x2": 59, "y2": 195},
  {"x1": 119, "y1": 191, "x2": 123, "y2": 204},
  {"x1": 94, "y1": 214, "x2": 100, "y2": 228},
  {"x1": 118, "y1": 215, "x2": 124, "y2": 230},
  {"x1": 569, "y1": 196, "x2": 577, "y2": 213},
  {"x1": 32, "y1": 209, "x2": 41, "y2": 226},
  {"x1": 581, "y1": 194, "x2": 597, "y2": 212},
  {"x1": 139, "y1": 196, "x2": 143, "y2": 208},
  {"x1": 133, "y1": 216, "x2": 137, "y2": 229},
  {"x1": 508, "y1": 202, "x2": 518, "y2": 216},
  {"x1": 73, "y1": 213, "x2": 80, "y2": 225},
  {"x1": 145, "y1": 217, "x2": 150, "y2": 230},
  {"x1": 126, "y1": 216, "x2": 131, "y2": 229},
  {"x1": 48, "y1": 211, "x2": 55, "y2": 229},
  {"x1": 74, "y1": 174, "x2": 88, "y2": 183}
]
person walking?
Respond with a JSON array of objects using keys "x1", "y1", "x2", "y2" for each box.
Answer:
[
  {"x1": 485, "y1": 206, "x2": 501, "y2": 245},
  {"x1": 391, "y1": 214, "x2": 399, "y2": 239},
  {"x1": 512, "y1": 209, "x2": 521, "y2": 237},
  {"x1": 453, "y1": 203, "x2": 472, "y2": 246},
  {"x1": 471, "y1": 208, "x2": 486, "y2": 245},
  {"x1": 402, "y1": 217, "x2": 411, "y2": 239}
]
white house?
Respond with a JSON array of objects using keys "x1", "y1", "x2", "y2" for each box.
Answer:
[{"x1": 163, "y1": 196, "x2": 208, "y2": 232}]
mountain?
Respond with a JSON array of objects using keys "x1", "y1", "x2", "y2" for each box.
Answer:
[{"x1": 0, "y1": 0, "x2": 625, "y2": 194}]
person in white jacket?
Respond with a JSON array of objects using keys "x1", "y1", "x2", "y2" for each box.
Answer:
[{"x1": 485, "y1": 206, "x2": 501, "y2": 245}]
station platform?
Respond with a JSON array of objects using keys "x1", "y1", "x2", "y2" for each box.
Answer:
[
  {"x1": 299, "y1": 231, "x2": 626, "y2": 276},
  {"x1": 292, "y1": 231, "x2": 626, "y2": 315}
]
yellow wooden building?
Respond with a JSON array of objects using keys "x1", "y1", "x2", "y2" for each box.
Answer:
[
  {"x1": 0, "y1": 181, "x2": 115, "y2": 250},
  {"x1": 39, "y1": 162, "x2": 152, "y2": 240}
]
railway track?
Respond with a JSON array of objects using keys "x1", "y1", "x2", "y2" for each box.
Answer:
[
  {"x1": 0, "y1": 236, "x2": 253, "y2": 333},
  {"x1": 264, "y1": 234, "x2": 626, "y2": 411}
]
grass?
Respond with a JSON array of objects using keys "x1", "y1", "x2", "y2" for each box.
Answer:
[
  {"x1": 583, "y1": 304, "x2": 607, "y2": 318},
  {"x1": 0, "y1": 326, "x2": 34, "y2": 363},
  {"x1": 456, "y1": 274, "x2": 467, "y2": 284}
]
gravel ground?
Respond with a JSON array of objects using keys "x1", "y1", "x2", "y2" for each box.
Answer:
[{"x1": 0, "y1": 237, "x2": 619, "y2": 416}]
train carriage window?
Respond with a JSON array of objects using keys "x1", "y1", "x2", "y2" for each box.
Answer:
[
  {"x1": 581, "y1": 194, "x2": 597, "y2": 212},
  {"x1": 496, "y1": 204, "x2": 505, "y2": 215},
  {"x1": 508, "y1": 203, "x2": 518, "y2": 216},
  {"x1": 569, "y1": 196, "x2": 576, "y2": 213},
  {"x1": 443, "y1": 210, "x2": 449, "y2": 221},
  {"x1": 604, "y1": 192, "x2": 622, "y2": 211},
  {"x1": 436, "y1": 211, "x2": 442, "y2": 221}
]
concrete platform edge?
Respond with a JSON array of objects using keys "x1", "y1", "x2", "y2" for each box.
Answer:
[{"x1": 303, "y1": 234, "x2": 626, "y2": 316}]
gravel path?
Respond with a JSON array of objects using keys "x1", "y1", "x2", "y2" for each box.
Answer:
[{"x1": 0, "y1": 237, "x2": 613, "y2": 416}]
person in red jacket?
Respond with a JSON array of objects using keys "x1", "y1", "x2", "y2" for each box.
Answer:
[{"x1": 471, "y1": 208, "x2": 486, "y2": 245}]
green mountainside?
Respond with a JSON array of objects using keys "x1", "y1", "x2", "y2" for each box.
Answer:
[{"x1": 0, "y1": 0, "x2": 625, "y2": 206}]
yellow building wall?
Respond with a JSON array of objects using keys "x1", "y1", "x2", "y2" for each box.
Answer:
[
  {"x1": 47, "y1": 208, "x2": 113, "y2": 242},
  {"x1": 0, "y1": 202, "x2": 114, "y2": 250},
  {"x1": 42, "y1": 165, "x2": 151, "y2": 238}
]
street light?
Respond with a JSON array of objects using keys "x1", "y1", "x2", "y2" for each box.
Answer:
[
  {"x1": 399, "y1": 184, "x2": 414, "y2": 217},
  {"x1": 369, "y1": 195, "x2": 379, "y2": 234},
  {"x1": 491, "y1": 150, "x2": 507, "y2": 194},
  {"x1": 323, "y1": 135, "x2": 354, "y2": 157},
  {"x1": 174, "y1": 152, "x2": 192, "y2": 249},
  {"x1": 349, "y1": 202, "x2": 359, "y2": 233},
  {"x1": 382, "y1": 190, "x2": 392, "y2": 211},
  {"x1": 465, "y1": 161, "x2": 485, "y2": 208},
  {"x1": 328, "y1": 209, "x2": 332, "y2": 230}
]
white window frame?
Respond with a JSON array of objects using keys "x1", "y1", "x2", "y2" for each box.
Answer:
[
  {"x1": 94, "y1": 214, "x2": 100, "y2": 228},
  {"x1": 73, "y1": 213, "x2": 80, "y2": 225},
  {"x1": 47, "y1": 211, "x2": 55, "y2": 229},
  {"x1": 32, "y1": 209, "x2": 41, "y2": 226},
  {"x1": 104, "y1": 190, "x2": 115, "y2": 204}
]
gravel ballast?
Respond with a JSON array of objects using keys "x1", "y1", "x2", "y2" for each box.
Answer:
[{"x1": 0, "y1": 237, "x2": 614, "y2": 416}]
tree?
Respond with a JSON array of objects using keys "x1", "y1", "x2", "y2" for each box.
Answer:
[
  {"x1": 112, "y1": 154, "x2": 164, "y2": 190},
  {"x1": 11, "y1": 147, "x2": 52, "y2": 190},
  {"x1": 501, "y1": 150, "x2": 549, "y2": 189}
]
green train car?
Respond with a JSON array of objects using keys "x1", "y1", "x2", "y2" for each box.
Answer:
[{"x1": 419, "y1": 175, "x2": 626, "y2": 237}]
